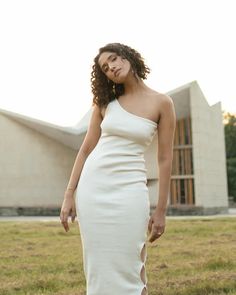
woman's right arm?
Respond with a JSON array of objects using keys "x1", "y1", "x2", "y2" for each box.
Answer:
[
  {"x1": 60, "y1": 104, "x2": 104, "y2": 231},
  {"x1": 66, "y1": 104, "x2": 104, "y2": 192}
]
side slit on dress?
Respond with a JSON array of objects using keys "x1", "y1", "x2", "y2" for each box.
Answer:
[{"x1": 140, "y1": 242, "x2": 148, "y2": 295}]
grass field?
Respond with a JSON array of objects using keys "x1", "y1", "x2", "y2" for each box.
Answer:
[{"x1": 0, "y1": 217, "x2": 236, "y2": 295}]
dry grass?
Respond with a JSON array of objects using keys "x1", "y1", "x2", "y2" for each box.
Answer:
[{"x1": 0, "y1": 217, "x2": 236, "y2": 295}]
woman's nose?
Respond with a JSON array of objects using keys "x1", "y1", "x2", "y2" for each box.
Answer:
[{"x1": 108, "y1": 64, "x2": 116, "y2": 71}]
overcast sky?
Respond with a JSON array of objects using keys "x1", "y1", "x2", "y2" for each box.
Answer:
[{"x1": 0, "y1": 0, "x2": 235, "y2": 126}]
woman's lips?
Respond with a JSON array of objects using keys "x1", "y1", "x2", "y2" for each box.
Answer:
[{"x1": 114, "y1": 69, "x2": 121, "y2": 77}]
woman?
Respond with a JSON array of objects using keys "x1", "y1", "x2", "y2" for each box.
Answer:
[{"x1": 60, "y1": 43, "x2": 176, "y2": 295}]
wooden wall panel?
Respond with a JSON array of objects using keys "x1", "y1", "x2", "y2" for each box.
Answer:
[{"x1": 170, "y1": 117, "x2": 195, "y2": 205}]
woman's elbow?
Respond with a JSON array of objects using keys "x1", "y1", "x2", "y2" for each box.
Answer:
[{"x1": 158, "y1": 152, "x2": 173, "y2": 164}]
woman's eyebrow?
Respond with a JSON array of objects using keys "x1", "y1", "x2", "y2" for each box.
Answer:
[{"x1": 101, "y1": 54, "x2": 115, "y2": 70}]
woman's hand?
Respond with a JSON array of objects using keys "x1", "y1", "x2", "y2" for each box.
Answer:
[
  {"x1": 148, "y1": 209, "x2": 166, "y2": 243},
  {"x1": 60, "y1": 190, "x2": 77, "y2": 232}
]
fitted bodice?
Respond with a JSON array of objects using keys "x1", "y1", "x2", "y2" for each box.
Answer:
[
  {"x1": 101, "y1": 98, "x2": 157, "y2": 151},
  {"x1": 79, "y1": 99, "x2": 158, "y2": 192}
]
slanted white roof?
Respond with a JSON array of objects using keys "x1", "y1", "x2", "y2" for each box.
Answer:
[
  {"x1": 0, "y1": 80, "x2": 220, "y2": 150},
  {"x1": 0, "y1": 107, "x2": 92, "y2": 150}
]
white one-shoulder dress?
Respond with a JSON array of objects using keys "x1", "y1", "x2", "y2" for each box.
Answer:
[{"x1": 75, "y1": 98, "x2": 158, "y2": 295}]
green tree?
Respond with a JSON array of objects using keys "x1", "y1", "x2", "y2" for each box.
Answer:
[{"x1": 224, "y1": 112, "x2": 236, "y2": 201}]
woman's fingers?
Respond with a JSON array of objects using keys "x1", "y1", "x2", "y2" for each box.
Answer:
[
  {"x1": 71, "y1": 209, "x2": 77, "y2": 223},
  {"x1": 149, "y1": 227, "x2": 162, "y2": 243},
  {"x1": 63, "y1": 220, "x2": 69, "y2": 232},
  {"x1": 60, "y1": 211, "x2": 69, "y2": 232},
  {"x1": 60, "y1": 208, "x2": 77, "y2": 230},
  {"x1": 148, "y1": 217, "x2": 153, "y2": 233},
  {"x1": 148, "y1": 223, "x2": 165, "y2": 243},
  {"x1": 60, "y1": 196, "x2": 77, "y2": 231},
  {"x1": 70, "y1": 201, "x2": 77, "y2": 223}
]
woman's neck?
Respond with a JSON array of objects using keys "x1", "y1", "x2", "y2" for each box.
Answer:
[{"x1": 123, "y1": 75, "x2": 149, "y2": 96}]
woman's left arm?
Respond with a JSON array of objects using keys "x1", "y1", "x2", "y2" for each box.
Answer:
[
  {"x1": 156, "y1": 95, "x2": 176, "y2": 213},
  {"x1": 148, "y1": 95, "x2": 176, "y2": 243}
]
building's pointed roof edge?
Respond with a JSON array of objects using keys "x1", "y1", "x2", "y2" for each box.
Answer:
[
  {"x1": 166, "y1": 80, "x2": 198, "y2": 96},
  {"x1": 167, "y1": 80, "x2": 222, "y2": 110},
  {"x1": 0, "y1": 107, "x2": 88, "y2": 134}
]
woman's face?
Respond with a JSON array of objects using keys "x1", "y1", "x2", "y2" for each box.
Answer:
[{"x1": 98, "y1": 51, "x2": 132, "y2": 83}]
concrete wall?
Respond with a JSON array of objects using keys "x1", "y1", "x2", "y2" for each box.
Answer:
[
  {"x1": 0, "y1": 114, "x2": 76, "y2": 208},
  {"x1": 190, "y1": 81, "x2": 228, "y2": 209}
]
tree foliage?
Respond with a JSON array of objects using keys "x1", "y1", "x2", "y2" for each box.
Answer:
[{"x1": 224, "y1": 112, "x2": 236, "y2": 201}]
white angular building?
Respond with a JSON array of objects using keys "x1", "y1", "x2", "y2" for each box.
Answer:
[{"x1": 0, "y1": 81, "x2": 228, "y2": 216}]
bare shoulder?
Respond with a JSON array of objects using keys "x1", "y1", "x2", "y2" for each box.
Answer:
[
  {"x1": 153, "y1": 92, "x2": 176, "y2": 126},
  {"x1": 100, "y1": 105, "x2": 107, "y2": 119},
  {"x1": 147, "y1": 89, "x2": 175, "y2": 124},
  {"x1": 150, "y1": 90, "x2": 174, "y2": 113},
  {"x1": 151, "y1": 90, "x2": 173, "y2": 105},
  {"x1": 92, "y1": 101, "x2": 110, "y2": 120},
  {"x1": 92, "y1": 103, "x2": 104, "y2": 119},
  {"x1": 147, "y1": 89, "x2": 173, "y2": 110}
]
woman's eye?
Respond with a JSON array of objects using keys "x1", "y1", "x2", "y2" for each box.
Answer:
[{"x1": 112, "y1": 56, "x2": 117, "y2": 61}]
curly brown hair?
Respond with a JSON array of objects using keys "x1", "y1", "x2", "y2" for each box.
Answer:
[{"x1": 91, "y1": 43, "x2": 150, "y2": 108}]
